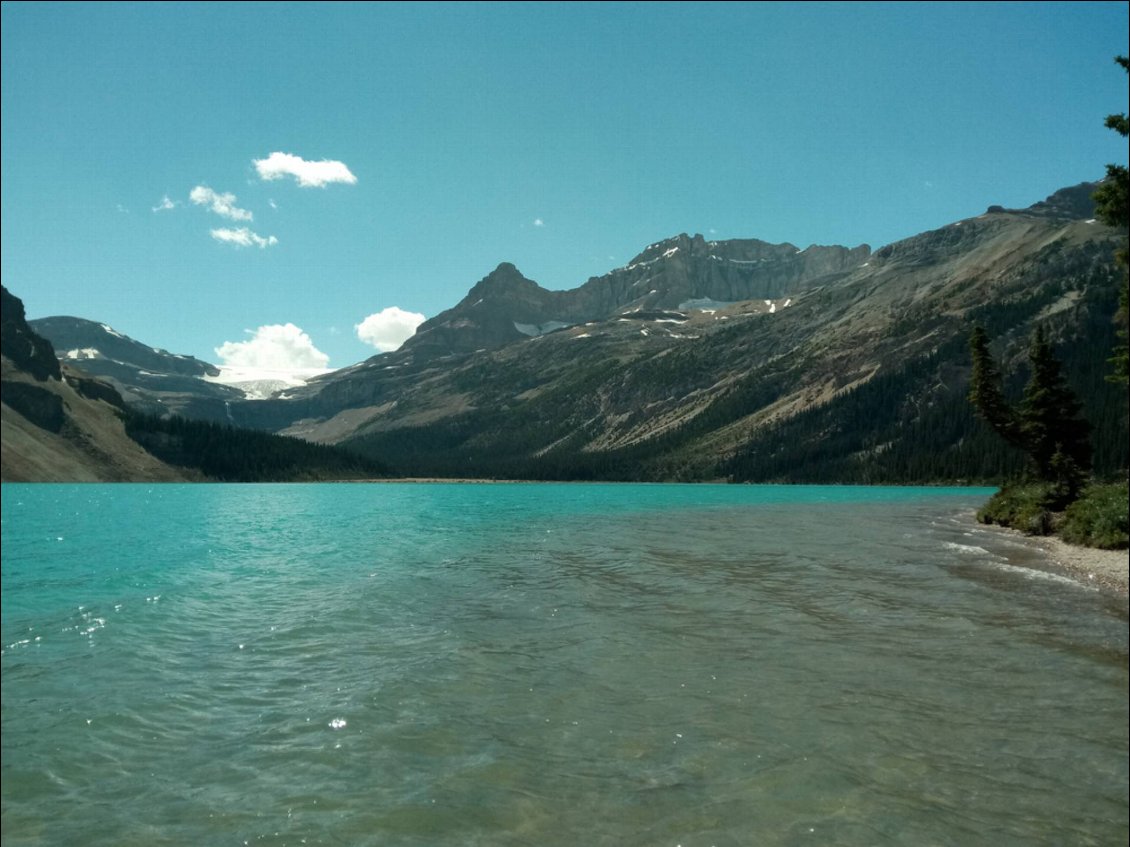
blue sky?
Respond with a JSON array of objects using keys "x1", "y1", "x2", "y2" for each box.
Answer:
[{"x1": 2, "y1": 1, "x2": 1127, "y2": 370}]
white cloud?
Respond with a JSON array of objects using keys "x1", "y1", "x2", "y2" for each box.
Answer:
[
  {"x1": 190, "y1": 185, "x2": 253, "y2": 221},
  {"x1": 210, "y1": 227, "x2": 278, "y2": 249},
  {"x1": 215, "y1": 323, "x2": 330, "y2": 369},
  {"x1": 533, "y1": 217, "x2": 544, "y2": 227},
  {"x1": 153, "y1": 195, "x2": 178, "y2": 212},
  {"x1": 254, "y1": 151, "x2": 358, "y2": 188},
  {"x1": 355, "y1": 306, "x2": 426, "y2": 352}
]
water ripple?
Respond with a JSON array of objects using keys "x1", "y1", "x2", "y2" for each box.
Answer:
[{"x1": 2, "y1": 483, "x2": 1125, "y2": 846}]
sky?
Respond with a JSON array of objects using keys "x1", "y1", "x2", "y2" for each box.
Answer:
[{"x1": 2, "y1": 1, "x2": 1128, "y2": 372}]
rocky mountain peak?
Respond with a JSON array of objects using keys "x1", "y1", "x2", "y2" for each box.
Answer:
[
  {"x1": 985, "y1": 180, "x2": 1101, "y2": 220},
  {"x1": 399, "y1": 263, "x2": 560, "y2": 357},
  {"x1": 464, "y1": 262, "x2": 544, "y2": 303},
  {"x1": 1024, "y1": 181, "x2": 1100, "y2": 219},
  {"x1": 627, "y1": 233, "x2": 698, "y2": 265}
]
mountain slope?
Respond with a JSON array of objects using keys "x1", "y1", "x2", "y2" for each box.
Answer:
[
  {"x1": 2, "y1": 286, "x2": 189, "y2": 482},
  {"x1": 320, "y1": 182, "x2": 1126, "y2": 480},
  {"x1": 226, "y1": 234, "x2": 871, "y2": 436},
  {"x1": 27, "y1": 316, "x2": 246, "y2": 417}
]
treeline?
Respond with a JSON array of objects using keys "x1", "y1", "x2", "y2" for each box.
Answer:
[
  {"x1": 124, "y1": 412, "x2": 389, "y2": 482},
  {"x1": 726, "y1": 269, "x2": 1128, "y2": 484},
  {"x1": 346, "y1": 337, "x2": 1124, "y2": 484}
]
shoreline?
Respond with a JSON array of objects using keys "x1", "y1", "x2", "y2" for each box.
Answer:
[{"x1": 975, "y1": 518, "x2": 1128, "y2": 594}]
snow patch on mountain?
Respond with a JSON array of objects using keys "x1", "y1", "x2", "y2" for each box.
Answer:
[
  {"x1": 514, "y1": 320, "x2": 571, "y2": 337},
  {"x1": 64, "y1": 348, "x2": 102, "y2": 360},
  {"x1": 99, "y1": 324, "x2": 125, "y2": 339}
]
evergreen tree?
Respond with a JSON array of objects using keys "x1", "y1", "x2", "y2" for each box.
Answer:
[
  {"x1": 968, "y1": 326, "x2": 1092, "y2": 501},
  {"x1": 1093, "y1": 55, "x2": 1129, "y2": 385},
  {"x1": 1018, "y1": 326, "x2": 1092, "y2": 477},
  {"x1": 968, "y1": 325, "x2": 1021, "y2": 447}
]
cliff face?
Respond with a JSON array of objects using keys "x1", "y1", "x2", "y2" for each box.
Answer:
[
  {"x1": 2, "y1": 285, "x2": 62, "y2": 382},
  {"x1": 575, "y1": 233, "x2": 870, "y2": 312}
]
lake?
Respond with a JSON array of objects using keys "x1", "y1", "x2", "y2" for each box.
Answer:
[{"x1": 1, "y1": 483, "x2": 1126, "y2": 846}]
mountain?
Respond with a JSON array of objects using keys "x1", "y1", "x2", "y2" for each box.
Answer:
[
  {"x1": 27, "y1": 316, "x2": 246, "y2": 417},
  {"x1": 402, "y1": 235, "x2": 869, "y2": 356},
  {"x1": 3, "y1": 288, "x2": 390, "y2": 482},
  {"x1": 2, "y1": 286, "x2": 188, "y2": 481},
  {"x1": 14, "y1": 180, "x2": 1126, "y2": 484},
  {"x1": 259, "y1": 181, "x2": 1126, "y2": 482},
  {"x1": 221, "y1": 234, "x2": 871, "y2": 434},
  {"x1": 27, "y1": 315, "x2": 336, "y2": 424}
]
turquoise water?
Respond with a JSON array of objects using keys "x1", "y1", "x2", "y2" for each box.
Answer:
[{"x1": 1, "y1": 483, "x2": 1126, "y2": 846}]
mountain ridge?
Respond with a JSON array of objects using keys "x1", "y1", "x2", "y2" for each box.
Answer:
[
  {"x1": 11, "y1": 179, "x2": 1126, "y2": 483},
  {"x1": 403, "y1": 233, "x2": 870, "y2": 358},
  {"x1": 322, "y1": 179, "x2": 1126, "y2": 480}
]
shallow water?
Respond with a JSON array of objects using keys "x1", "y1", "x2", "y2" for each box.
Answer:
[{"x1": 2, "y1": 483, "x2": 1126, "y2": 846}]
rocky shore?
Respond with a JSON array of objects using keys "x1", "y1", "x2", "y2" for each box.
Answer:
[
  {"x1": 973, "y1": 517, "x2": 1129, "y2": 594},
  {"x1": 1020, "y1": 534, "x2": 1129, "y2": 594}
]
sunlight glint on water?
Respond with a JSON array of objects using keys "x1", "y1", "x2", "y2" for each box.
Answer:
[{"x1": 2, "y1": 483, "x2": 1126, "y2": 846}]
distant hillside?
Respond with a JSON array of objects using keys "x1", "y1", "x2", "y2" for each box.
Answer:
[
  {"x1": 28, "y1": 315, "x2": 248, "y2": 418},
  {"x1": 2, "y1": 285, "x2": 188, "y2": 482},
  {"x1": 2, "y1": 286, "x2": 389, "y2": 482}
]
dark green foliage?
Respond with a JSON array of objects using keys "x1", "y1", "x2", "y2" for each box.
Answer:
[
  {"x1": 977, "y1": 481, "x2": 1129, "y2": 548},
  {"x1": 0, "y1": 382, "x2": 66, "y2": 433},
  {"x1": 1016, "y1": 325, "x2": 1092, "y2": 501},
  {"x1": 976, "y1": 483, "x2": 1060, "y2": 536},
  {"x1": 1092, "y1": 57, "x2": 1129, "y2": 234},
  {"x1": 1111, "y1": 280, "x2": 1130, "y2": 386},
  {"x1": 724, "y1": 346, "x2": 1031, "y2": 485},
  {"x1": 972, "y1": 61, "x2": 1129, "y2": 550},
  {"x1": 1093, "y1": 55, "x2": 1129, "y2": 385},
  {"x1": 1060, "y1": 482, "x2": 1129, "y2": 549},
  {"x1": 965, "y1": 324, "x2": 1092, "y2": 503},
  {"x1": 968, "y1": 325, "x2": 1021, "y2": 447},
  {"x1": 124, "y1": 412, "x2": 389, "y2": 482}
]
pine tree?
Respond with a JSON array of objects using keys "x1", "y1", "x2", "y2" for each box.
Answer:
[
  {"x1": 1017, "y1": 327, "x2": 1092, "y2": 501},
  {"x1": 968, "y1": 326, "x2": 1092, "y2": 502},
  {"x1": 969, "y1": 325, "x2": 1021, "y2": 447},
  {"x1": 1093, "y1": 55, "x2": 1129, "y2": 385}
]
